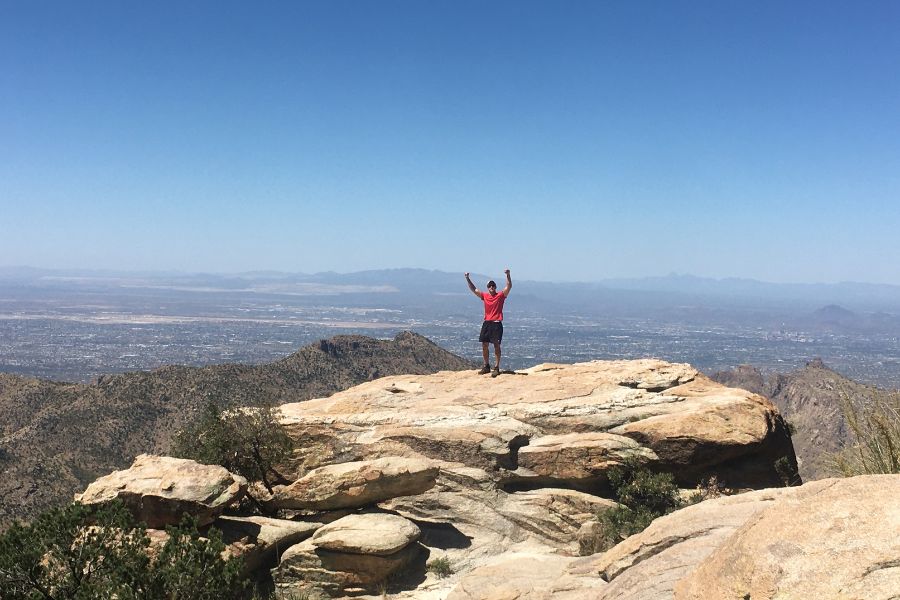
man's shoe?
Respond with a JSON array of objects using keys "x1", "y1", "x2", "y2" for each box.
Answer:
[
  {"x1": 491, "y1": 367, "x2": 500, "y2": 378},
  {"x1": 478, "y1": 365, "x2": 491, "y2": 375}
]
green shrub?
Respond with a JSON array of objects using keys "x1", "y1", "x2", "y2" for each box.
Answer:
[
  {"x1": 0, "y1": 501, "x2": 248, "y2": 599},
  {"x1": 172, "y1": 401, "x2": 293, "y2": 497},
  {"x1": 426, "y1": 555, "x2": 454, "y2": 578},
  {"x1": 833, "y1": 388, "x2": 900, "y2": 476},
  {"x1": 593, "y1": 457, "x2": 683, "y2": 552}
]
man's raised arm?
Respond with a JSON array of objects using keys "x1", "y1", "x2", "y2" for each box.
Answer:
[
  {"x1": 464, "y1": 273, "x2": 482, "y2": 299},
  {"x1": 502, "y1": 269, "x2": 512, "y2": 296}
]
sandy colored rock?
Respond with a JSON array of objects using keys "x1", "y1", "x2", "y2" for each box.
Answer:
[
  {"x1": 590, "y1": 486, "x2": 794, "y2": 600},
  {"x1": 446, "y1": 553, "x2": 601, "y2": 600},
  {"x1": 311, "y1": 513, "x2": 420, "y2": 555},
  {"x1": 273, "y1": 457, "x2": 438, "y2": 510},
  {"x1": 512, "y1": 432, "x2": 656, "y2": 486},
  {"x1": 273, "y1": 538, "x2": 424, "y2": 597},
  {"x1": 674, "y1": 475, "x2": 900, "y2": 600},
  {"x1": 278, "y1": 360, "x2": 798, "y2": 490},
  {"x1": 215, "y1": 515, "x2": 321, "y2": 573},
  {"x1": 75, "y1": 454, "x2": 246, "y2": 528},
  {"x1": 496, "y1": 488, "x2": 618, "y2": 550}
]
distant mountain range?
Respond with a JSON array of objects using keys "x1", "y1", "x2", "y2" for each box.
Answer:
[
  {"x1": 5, "y1": 266, "x2": 900, "y2": 311},
  {"x1": 0, "y1": 332, "x2": 472, "y2": 527}
]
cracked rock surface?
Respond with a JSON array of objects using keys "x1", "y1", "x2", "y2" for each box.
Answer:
[{"x1": 279, "y1": 359, "x2": 796, "y2": 491}]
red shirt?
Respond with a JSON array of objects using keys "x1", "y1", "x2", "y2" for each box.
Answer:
[{"x1": 482, "y1": 291, "x2": 507, "y2": 321}]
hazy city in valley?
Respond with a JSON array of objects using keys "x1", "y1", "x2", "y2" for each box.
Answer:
[{"x1": 2, "y1": 268, "x2": 898, "y2": 388}]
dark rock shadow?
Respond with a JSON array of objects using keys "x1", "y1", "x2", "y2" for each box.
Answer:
[{"x1": 413, "y1": 519, "x2": 473, "y2": 550}]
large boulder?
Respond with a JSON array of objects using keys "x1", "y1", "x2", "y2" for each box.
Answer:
[
  {"x1": 75, "y1": 454, "x2": 246, "y2": 528},
  {"x1": 310, "y1": 513, "x2": 420, "y2": 555},
  {"x1": 278, "y1": 360, "x2": 798, "y2": 491},
  {"x1": 273, "y1": 457, "x2": 439, "y2": 510},
  {"x1": 674, "y1": 475, "x2": 900, "y2": 599},
  {"x1": 508, "y1": 432, "x2": 656, "y2": 489},
  {"x1": 273, "y1": 538, "x2": 424, "y2": 597}
]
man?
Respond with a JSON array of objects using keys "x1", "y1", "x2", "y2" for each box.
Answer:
[{"x1": 464, "y1": 269, "x2": 512, "y2": 377}]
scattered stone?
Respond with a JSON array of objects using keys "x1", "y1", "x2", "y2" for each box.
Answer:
[{"x1": 75, "y1": 454, "x2": 246, "y2": 528}]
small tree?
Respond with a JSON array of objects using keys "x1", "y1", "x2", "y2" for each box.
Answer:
[{"x1": 172, "y1": 401, "x2": 294, "y2": 511}]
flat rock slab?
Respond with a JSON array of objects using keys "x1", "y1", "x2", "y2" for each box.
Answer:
[
  {"x1": 75, "y1": 454, "x2": 246, "y2": 528},
  {"x1": 273, "y1": 457, "x2": 438, "y2": 510},
  {"x1": 215, "y1": 515, "x2": 321, "y2": 573},
  {"x1": 674, "y1": 475, "x2": 900, "y2": 600},
  {"x1": 590, "y1": 486, "x2": 795, "y2": 600},
  {"x1": 311, "y1": 513, "x2": 420, "y2": 555},
  {"x1": 278, "y1": 359, "x2": 797, "y2": 490},
  {"x1": 579, "y1": 475, "x2": 900, "y2": 600},
  {"x1": 446, "y1": 553, "x2": 600, "y2": 600}
]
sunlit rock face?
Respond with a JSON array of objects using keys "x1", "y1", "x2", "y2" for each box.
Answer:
[
  {"x1": 278, "y1": 359, "x2": 799, "y2": 492},
  {"x1": 75, "y1": 454, "x2": 247, "y2": 528}
]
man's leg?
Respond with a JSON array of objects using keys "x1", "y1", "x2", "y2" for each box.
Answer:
[
  {"x1": 491, "y1": 342, "x2": 502, "y2": 376},
  {"x1": 479, "y1": 342, "x2": 491, "y2": 374}
]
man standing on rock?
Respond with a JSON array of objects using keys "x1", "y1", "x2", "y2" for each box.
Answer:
[{"x1": 465, "y1": 269, "x2": 512, "y2": 377}]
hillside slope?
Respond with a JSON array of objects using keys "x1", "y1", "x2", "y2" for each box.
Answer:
[
  {"x1": 711, "y1": 358, "x2": 891, "y2": 480},
  {"x1": 0, "y1": 331, "x2": 472, "y2": 526}
]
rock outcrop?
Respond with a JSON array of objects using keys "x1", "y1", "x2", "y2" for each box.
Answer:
[
  {"x1": 266, "y1": 359, "x2": 800, "y2": 597},
  {"x1": 278, "y1": 359, "x2": 798, "y2": 491},
  {"x1": 273, "y1": 457, "x2": 439, "y2": 510},
  {"x1": 75, "y1": 454, "x2": 247, "y2": 528},
  {"x1": 309, "y1": 513, "x2": 421, "y2": 555},
  {"x1": 216, "y1": 515, "x2": 321, "y2": 573},
  {"x1": 69, "y1": 359, "x2": 828, "y2": 599},
  {"x1": 274, "y1": 513, "x2": 425, "y2": 597},
  {"x1": 674, "y1": 476, "x2": 900, "y2": 600}
]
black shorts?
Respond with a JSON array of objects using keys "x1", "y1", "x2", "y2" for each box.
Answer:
[{"x1": 479, "y1": 321, "x2": 503, "y2": 344}]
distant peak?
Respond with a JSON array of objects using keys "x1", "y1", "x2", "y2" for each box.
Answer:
[{"x1": 806, "y1": 357, "x2": 828, "y2": 369}]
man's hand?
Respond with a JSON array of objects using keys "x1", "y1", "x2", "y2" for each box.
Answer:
[
  {"x1": 504, "y1": 269, "x2": 510, "y2": 276},
  {"x1": 464, "y1": 272, "x2": 470, "y2": 278}
]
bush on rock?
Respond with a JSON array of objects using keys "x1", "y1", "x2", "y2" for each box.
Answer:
[
  {"x1": 593, "y1": 457, "x2": 684, "y2": 552},
  {"x1": 172, "y1": 401, "x2": 293, "y2": 506}
]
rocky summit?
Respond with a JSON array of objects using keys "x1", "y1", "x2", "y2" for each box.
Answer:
[
  {"x1": 66, "y1": 358, "x2": 900, "y2": 599},
  {"x1": 277, "y1": 359, "x2": 798, "y2": 492}
]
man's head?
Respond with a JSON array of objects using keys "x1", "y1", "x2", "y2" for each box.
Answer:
[{"x1": 487, "y1": 280, "x2": 497, "y2": 294}]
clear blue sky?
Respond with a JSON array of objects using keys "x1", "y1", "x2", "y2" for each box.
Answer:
[{"x1": 2, "y1": 1, "x2": 899, "y2": 283}]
